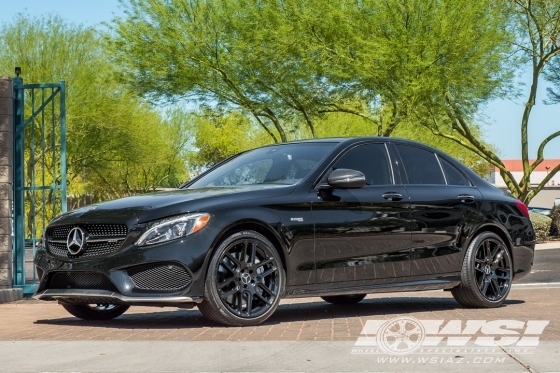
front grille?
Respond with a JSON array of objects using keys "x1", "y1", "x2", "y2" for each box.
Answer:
[
  {"x1": 46, "y1": 224, "x2": 128, "y2": 259},
  {"x1": 48, "y1": 240, "x2": 124, "y2": 259},
  {"x1": 127, "y1": 263, "x2": 192, "y2": 292},
  {"x1": 48, "y1": 272, "x2": 118, "y2": 292},
  {"x1": 50, "y1": 224, "x2": 128, "y2": 240}
]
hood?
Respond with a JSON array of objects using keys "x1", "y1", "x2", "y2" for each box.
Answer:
[{"x1": 50, "y1": 185, "x2": 295, "y2": 226}]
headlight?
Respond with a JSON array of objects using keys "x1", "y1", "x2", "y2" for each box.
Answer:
[{"x1": 136, "y1": 213, "x2": 211, "y2": 246}]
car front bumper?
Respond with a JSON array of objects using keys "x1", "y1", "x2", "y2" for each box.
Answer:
[{"x1": 33, "y1": 225, "x2": 221, "y2": 305}]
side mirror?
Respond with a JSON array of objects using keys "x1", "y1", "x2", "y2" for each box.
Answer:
[{"x1": 327, "y1": 168, "x2": 366, "y2": 189}]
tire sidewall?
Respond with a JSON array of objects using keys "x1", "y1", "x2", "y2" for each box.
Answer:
[{"x1": 204, "y1": 230, "x2": 285, "y2": 326}]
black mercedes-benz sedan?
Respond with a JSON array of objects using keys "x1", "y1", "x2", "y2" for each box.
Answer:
[{"x1": 33, "y1": 137, "x2": 535, "y2": 326}]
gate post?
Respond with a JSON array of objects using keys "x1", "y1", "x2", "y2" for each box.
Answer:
[{"x1": 0, "y1": 76, "x2": 14, "y2": 290}]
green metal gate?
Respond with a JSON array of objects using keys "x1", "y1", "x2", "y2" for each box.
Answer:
[{"x1": 12, "y1": 74, "x2": 67, "y2": 295}]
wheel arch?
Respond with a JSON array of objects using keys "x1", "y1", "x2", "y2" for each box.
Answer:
[{"x1": 465, "y1": 222, "x2": 514, "y2": 263}]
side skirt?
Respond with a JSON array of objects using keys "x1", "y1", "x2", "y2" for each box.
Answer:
[{"x1": 284, "y1": 274, "x2": 461, "y2": 298}]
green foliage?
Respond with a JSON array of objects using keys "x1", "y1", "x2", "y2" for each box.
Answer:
[
  {"x1": 0, "y1": 14, "x2": 188, "y2": 203},
  {"x1": 549, "y1": 206, "x2": 560, "y2": 237},
  {"x1": 182, "y1": 110, "x2": 274, "y2": 173},
  {"x1": 109, "y1": 0, "x2": 512, "y2": 146},
  {"x1": 529, "y1": 212, "x2": 552, "y2": 242}
]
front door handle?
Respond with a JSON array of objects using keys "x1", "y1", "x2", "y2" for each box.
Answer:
[
  {"x1": 458, "y1": 194, "x2": 475, "y2": 203},
  {"x1": 383, "y1": 192, "x2": 403, "y2": 201}
]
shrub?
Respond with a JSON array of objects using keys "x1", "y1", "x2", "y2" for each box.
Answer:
[
  {"x1": 529, "y1": 212, "x2": 552, "y2": 242},
  {"x1": 550, "y1": 206, "x2": 560, "y2": 237}
]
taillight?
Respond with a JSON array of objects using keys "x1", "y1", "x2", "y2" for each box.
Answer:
[{"x1": 515, "y1": 200, "x2": 529, "y2": 218}]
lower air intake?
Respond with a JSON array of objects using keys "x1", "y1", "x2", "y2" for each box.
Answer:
[
  {"x1": 48, "y1": 272, "x2": 118, "y2": 292},
  {"x1": 127, "y1": 263, "x2": 192, "y2": 292}
]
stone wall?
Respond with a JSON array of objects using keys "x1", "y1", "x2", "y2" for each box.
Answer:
[{"x1": 0, "y1": 77, "x2": 13, "y2": 289}]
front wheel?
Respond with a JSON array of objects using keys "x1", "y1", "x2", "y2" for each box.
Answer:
[
  {"x1": 321, "y1": 294, "x2": 366, "y2": 305},
  {"x1": 198, "y1": 230, "x2": 285, "y2": 326},
  {"x1": 61, "y1": 304, "x2": 129, "y2": 320},
  {"x1": 452, "y1": 232, "x2": 513, "y2": 308}
]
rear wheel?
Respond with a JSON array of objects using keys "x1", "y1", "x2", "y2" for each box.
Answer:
[
  {"x1": 198, "y1": 230, "x2": 285, "y2": 326},
  {"x1": 321, "y1": 294, "x2": 366, "y2": 305},
  {"x1": 61, "y1": 304, "x2": 129, "y2": 320},
  {"x1": 452, "y1": 232, "x2": 513, "y2": 308}
]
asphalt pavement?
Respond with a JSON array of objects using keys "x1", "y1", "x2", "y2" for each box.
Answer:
[{"x1": 516, "y1": 247, "x2": 560, "y2": 284}]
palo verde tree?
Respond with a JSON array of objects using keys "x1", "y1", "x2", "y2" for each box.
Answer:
[
  {"x1": 422, "y1": 0, "x2": 560, "y2": 204},
  {"x1": 110, "y1": 0, "x2": 510, "y2": 143}
]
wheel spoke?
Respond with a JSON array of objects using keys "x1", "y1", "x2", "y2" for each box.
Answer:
[
  {"x1": 254, "y1": 290, "x2": 270, "y2": 304},
  {"x1": 384, "y1": 330, "x2": 402, "y2": 338},
  {"x1": 398, "y1": 320, "x2": 407, "y2": 334},
  {"x1": 218, "y1": 277, "x2": 235, "y2": 289},
  {"x1": 403, "y1": 338, "x2": 416, "y2": 349},
  {"x1": 257, "y1": 283, "x2": 276, "y2": 297},
  {"x1": 491, "y1": 278, "x2": 501, "y2": 295},
  {"x1": 484, "y1": 241, "x2": 491, "y2": 260},
  {"x1": 220, "y1": 261, "x2": 236, "y2": 275},
  {"x1": 481, "y1": 279, "x2": 489, "y2": 295},
  {"x1": 245, "y1": 292, "x2": 253, "y2": 315},
  {"x1": 225, "y1": 252, "x2": 241, "y2": 267},
  {"x1": 220, "y1": 287, "x2": 238, "y2": 300},
  {"x1": 249, "y1": 243, "x2": 257, "y2": 265},
  {"x1": 241, "y1": 240, "x2": 249, "y2": 263},
  {"x1": 255, "y1": 258, "x2": 274, "y2": 269},
  {"x1": 259, "y1": 266, "x2": 277, "y2": 278},
  {"x1": 237, "y1": 292, "x2": 243, "y2": 313},
  {"x1": 388, "y1": 339, "x2": 402, "y2": 350},
  {"x1": 490, "y1": 245, "x2": 500, "y2": 260},
  {"x1": 405, "y1": 326, "x2": 421, "y2": 336},
  {"x1": 477, "y1": 274, "x2": 485, "y2": 289}
]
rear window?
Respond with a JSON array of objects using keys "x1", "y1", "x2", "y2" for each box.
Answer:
[{"x1": 396, "y1": 144, "x2": 445, "y2": 185}]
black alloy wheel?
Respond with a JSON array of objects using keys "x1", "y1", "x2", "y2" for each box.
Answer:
[
  {"x1": 61, "y1": 303, "x2": 129, "y2": 320},
  {"x1": 321, "y1": 294, "x2": 367, "y2": 305},
  {"x1": 198, "y1": 230, "x2": 284, "y2": 326},
  {"x1": 452, "y1": 232, "x2": 513, "y2": 308}
]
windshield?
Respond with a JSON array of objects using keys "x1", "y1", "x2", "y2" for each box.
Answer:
[{"x1": 187, "y1": 143, "x2": 336, "y2": 188}]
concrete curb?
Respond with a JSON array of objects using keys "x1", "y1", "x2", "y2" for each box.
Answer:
[
  {"x1": 535, "y1": 242, "x2": 560, "y2": 250},
  {"x1": 0, "y1": 288, "x2": 23, "y2": 304}
]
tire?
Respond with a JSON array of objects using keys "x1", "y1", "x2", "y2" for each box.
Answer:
[
  {"x1": 61, "y1": 304, "x2": 129, "y2": 320},
  {"x1": 321, "y1": 294, "x2": 367, "y2": 305},
  {"x1": 451, "y1": 231, "x2": 513, "y2": 308},
  {"x1": 198, "y1": 230, "x2": 285, "y2": 326}
]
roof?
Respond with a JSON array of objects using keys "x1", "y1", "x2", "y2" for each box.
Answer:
[{"x1": 497, "y1": 159, "x2": 560, "y2": 172}]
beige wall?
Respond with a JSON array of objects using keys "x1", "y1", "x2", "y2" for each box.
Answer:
[
  {"x1": 0, "y1": 77, "x2": 13, "y2": 289},
  {"x1": 527, "y1": 187, "x2": 560, "y2": 208}
]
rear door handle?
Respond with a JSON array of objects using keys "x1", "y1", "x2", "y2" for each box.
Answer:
[
  {"x1": 383, "y1": 192, "x2": 403, "y2": 201},
  {"x1": 458, "y1": 194, "x2": 475, "y2": 203}
]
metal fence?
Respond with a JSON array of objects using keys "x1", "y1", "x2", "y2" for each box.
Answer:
[{"x1": 12, "y1": 75, "x2": 67, "y2": 294}]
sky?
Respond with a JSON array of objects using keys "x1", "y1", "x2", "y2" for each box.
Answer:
[{"x1": 1, "y1": 0, "x2": 559, "y2": 159}]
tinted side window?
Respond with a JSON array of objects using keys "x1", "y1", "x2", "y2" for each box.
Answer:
[
  {"x1": 439, "y1": 157, "x2": 471, "y2": 186},
  {"x1": 334, "y1": 144, "x2": 392, "y2": 185},
  {"x1": 396, "y1": 145, "x2": 445, "y2": 185}
]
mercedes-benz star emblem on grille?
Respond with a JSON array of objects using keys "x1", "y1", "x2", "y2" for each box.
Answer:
[{"x1": 67, "y1": 227, "x2": 86, "y2": 255}]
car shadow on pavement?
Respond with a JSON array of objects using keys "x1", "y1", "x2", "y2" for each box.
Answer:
[{"x1": 33, "y1": 296, "x2": 525, "y2": 329}]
